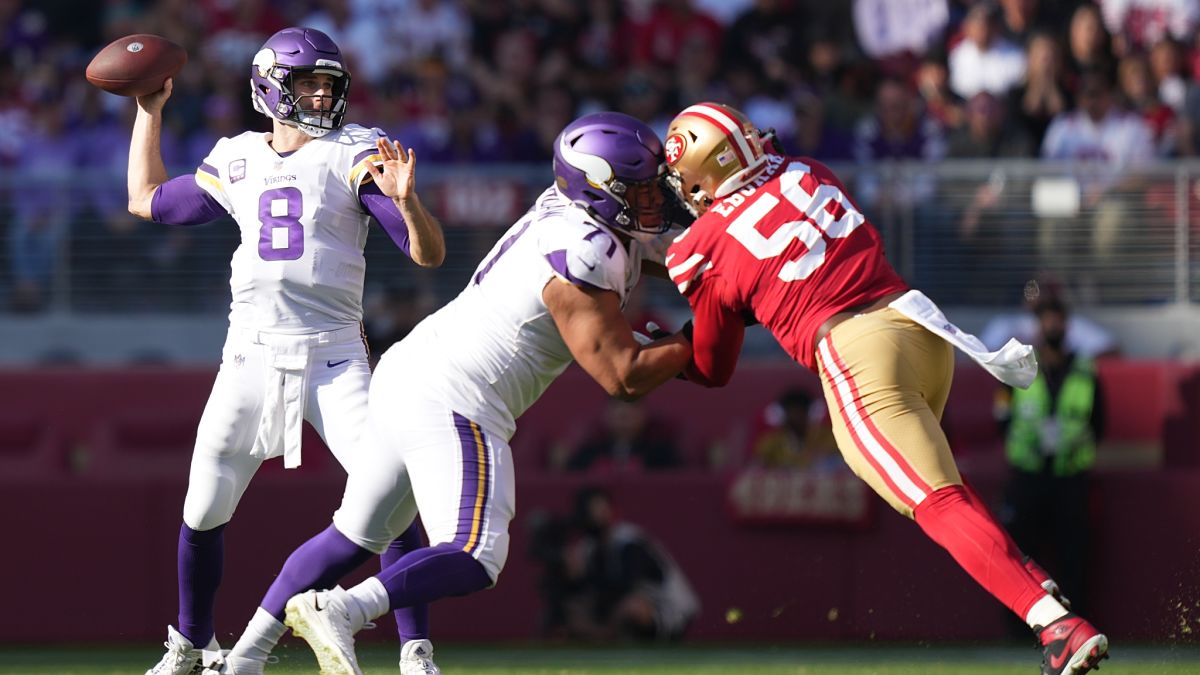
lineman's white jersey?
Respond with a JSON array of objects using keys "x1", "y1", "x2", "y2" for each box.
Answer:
[
  {"x1": 194, "y1": 123, "x2": 387, "y2": 333},
  {"x1": 380, "y1": 187, "x2": 651, "y2": 440}
]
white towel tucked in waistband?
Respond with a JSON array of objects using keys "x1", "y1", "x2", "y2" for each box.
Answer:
[
  {"x1": 251, "y1": 343, "x2": 310, "y2": 469},
  {"x1": 888, "y1": 290, "x2": 1039, "y2": 389}
]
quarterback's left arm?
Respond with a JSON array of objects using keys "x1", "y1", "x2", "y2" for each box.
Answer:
[
  {"x1": 360, "y1": 137, "x2": 445, "y2": 268},
  {"x1": 682, "y1": 276, "x2": 745, "y2": 388}
]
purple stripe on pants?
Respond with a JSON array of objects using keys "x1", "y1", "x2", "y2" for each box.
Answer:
[{"x1": 451, "y1": 412, "x2": 490, "y2": 554}]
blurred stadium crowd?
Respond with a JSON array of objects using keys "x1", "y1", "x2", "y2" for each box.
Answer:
[{"x1": 4, "y1": 0, "x2": 1200, "y2": 315}]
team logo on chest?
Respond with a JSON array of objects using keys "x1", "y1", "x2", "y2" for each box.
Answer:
[{"x1": 229, "y1": 159, "x2": 246, "y2": 183}]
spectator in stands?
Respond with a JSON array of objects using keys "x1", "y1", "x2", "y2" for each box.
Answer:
[
  {"x1": 778, "y1": 88, "x2": 855, "y2": 162},
  {"x1": 853, "y1": 77, "x2": 947, "y2": 209},
  {"x1": 916, "y1": 53, "x2": 965, "y2": 130},
  {"x1": 853, "y1": 0, "x2": 950, "y2": 77},
  {"x1": 390, "y1": 0, "x2": 472, "y2": 77},
  {"x1": 746, "y1": 388, "x2": 841, "y2": 471},
  {"x1": 673, "y1": 24, "x2": 736, "y2": 108},
  {"x1": 530, "y1": 486, "x2": 699, "y2": 642},
  {"x1": 1149, "y1": 37, "x2": 1189, "y2": 113},
  {"x1": 1117, "y1": 52, "x2": 1178, "y2": 155},
  {"x1": 979, "y1": 276, "x2": 1120, "y2": 359},
  {"x1": 1040, "y1": 70, "x2": 1154, "y2": 275},
  {"x1": 996, "y1": 0, "x2": 1055, "y2": 44},
  {"x1": 1008, "y1": 31, "x2": 1074, "y2": 149},
  {"x1": 9, "y1": 100, "x2": 76, "y2": 312},
  {"x1": 564, "y1": 400, "x2": 682, "y2": 473},
  {"x1": 722, "y1": 0, "x2": 805, "y2": 90},
  {"x1": 996, "y1": 292, "x2": 1105, "y2": 614},
  {"x1": 949, "y1": 2, "x2": 1028, "y2": 100},
  {"x1": 627, "y1": 0, "x2": 723, "y2": 70},
  {"x1": 947, "y1": 91, "x2": 1034, "y2": 158},
  {"x1": 1099, "y1": 0, "x2": 1200, "y2": 57},
  {"x1": 1067, "y1": 3, "x2": 1117, "y2": 82}
]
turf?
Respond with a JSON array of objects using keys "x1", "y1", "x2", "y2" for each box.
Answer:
[{"x1": 1, "y1": 644, "x2": 1197, "y2": 674}]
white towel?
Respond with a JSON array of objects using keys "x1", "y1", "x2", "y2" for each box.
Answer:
[
  {"x1": 251, "y1": 343, "x2": 310, "y2": 469},
  {"x1": 889, "y1": 290, "x2": 1039, "y2": 389}
]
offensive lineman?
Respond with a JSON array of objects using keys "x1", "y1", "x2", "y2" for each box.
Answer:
[
  {"x1": 662, "y1": 102, "x2": 1109, "y2": 675},
  {"x1": 127, "y1": 28, "x2": 446, "y2": 675},
  {"x1": 212, "y1": 112, "x2": 694, "y2": 675}
]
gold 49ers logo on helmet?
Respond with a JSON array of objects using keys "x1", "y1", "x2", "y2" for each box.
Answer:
[{"x1": 665, "y1": 133, "x2": 687, "y2": 165}]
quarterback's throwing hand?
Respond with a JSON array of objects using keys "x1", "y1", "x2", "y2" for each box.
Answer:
[{"x1": 368, "y1": 137, "x2": 417, "y2": 202}]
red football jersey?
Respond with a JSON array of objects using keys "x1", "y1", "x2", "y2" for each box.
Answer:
[{"x1": 667, "y1": 155, "x2": 908, "y2": 381}]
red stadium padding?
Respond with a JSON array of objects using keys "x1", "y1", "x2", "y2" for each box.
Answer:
[{"x1": 0, "y1": 361, "x2": 1195, "y2": 645}]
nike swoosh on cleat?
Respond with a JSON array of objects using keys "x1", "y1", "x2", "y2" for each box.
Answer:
[
  {"x1": 1048, "y1": 643, "x2": 1069, "y2": 670},
  {"x1": 326, "y1": 359, "x2": 350, "y2": 368}
]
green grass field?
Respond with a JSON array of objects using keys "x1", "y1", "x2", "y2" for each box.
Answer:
[{"x1": 2, "y1": 644, "x2": 1198, "y2": 675}]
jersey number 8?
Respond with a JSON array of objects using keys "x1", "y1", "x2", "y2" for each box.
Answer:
[{"x1": 258, "y1": 187, "x2": 304, "y2": 261}]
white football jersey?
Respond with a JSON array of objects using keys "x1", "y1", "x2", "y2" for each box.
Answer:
[
  {"x1": 194, "y1": 123, "x2": 387, "y2": 333},
  {"x1": 381, "y1": 187, "x2": 650, "y2": 440}
]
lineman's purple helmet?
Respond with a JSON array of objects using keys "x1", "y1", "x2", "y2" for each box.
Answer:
[{"x1": 553, "y1": 112, "x2": 669, "y2": 235}]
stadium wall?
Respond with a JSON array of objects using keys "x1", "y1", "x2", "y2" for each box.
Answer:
[{"x1": 1, "y1": 362, "x2": 1197, "y2": 644}]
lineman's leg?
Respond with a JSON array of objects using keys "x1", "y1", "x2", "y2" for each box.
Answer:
[
  {"x1": 175, "y1": 341, "x2": 269, "y2": 649},
  {"x1": 339, "y1": 407, "x2": 509, "y2": 628},
  {"x1": 225, "y1": 415, "x2": 417, "y2": 665},
  {"x1": 817, "y1": 311, "x2": 1066, "y2": 629},
  {"x1": 304, "y1": 348, "x2": 431, "y2": 646},
  {"x1": 382, "y1": 523, "x2": 430, "y2": 643}
]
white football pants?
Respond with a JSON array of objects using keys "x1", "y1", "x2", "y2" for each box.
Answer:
[
  {"x1": 182, "y1": 325, "x2": 371, "y2": 531},
  {"x1": 332, "y1": 354, "x2": 516, "y2": 582}
]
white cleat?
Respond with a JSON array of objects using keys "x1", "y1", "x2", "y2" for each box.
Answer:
[
  {"x1": 285, "y1": 587, "x2": 364, "y2": 675},
  {"x1": 146, "y1": 626, "x2": 219, "y2": 675},
  {"x1": 399, "y1": 639, "x2": 441, "y2": 675},
  {"x1": 200, "y1": 654, "x2": 270, "y2": 675}
]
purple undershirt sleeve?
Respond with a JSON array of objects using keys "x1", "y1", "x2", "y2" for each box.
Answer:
[
  {"x1": 359, "y1": 180, "x2": 411, "y2": 256},
  {"x1": 151, "y1": 176, "x2": 227, "y2": 225}
]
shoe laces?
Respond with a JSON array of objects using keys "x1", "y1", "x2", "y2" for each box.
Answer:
[{"x1": 149, "y1": 642, "x2": 190, "y2": 674}]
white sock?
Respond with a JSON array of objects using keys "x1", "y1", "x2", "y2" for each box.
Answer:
[
  {"x1": 1025, "y1": 594, "x2": 1069, "y2": 629},
  {"x1": 346, "y1": 576, "x2": 391, "y2": 627},
  {"x1": 228, "y1": 607, "x2": 287, "y2": 661}
]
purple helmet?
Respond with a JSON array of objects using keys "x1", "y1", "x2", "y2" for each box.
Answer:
[
  {"x1": 250, "y1": 27, "x2": 350, "y2": 137},
  {"x1": 553, "y1": 112, "x2": 670, "y2": 235}
]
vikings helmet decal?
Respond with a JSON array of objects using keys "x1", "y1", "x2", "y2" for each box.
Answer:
[
  {"x1": 251, "y1": 27, "x2": 350, "y2": 138},
  {"x1": 552, "y1": 112, "x2": 674, "y2": 236}
]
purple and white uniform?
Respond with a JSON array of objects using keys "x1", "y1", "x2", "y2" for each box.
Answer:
[
  {"x1": 167, "y1": 123, "x2": 405, "y2": 531},
  {"x1": 333, "y1": 186, "x2": 654, "y2": 580}
]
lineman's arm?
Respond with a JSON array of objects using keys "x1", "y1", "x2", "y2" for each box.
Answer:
[
  {"x1": 127, "y1": 79, "x2": 174, "y2": 219},
  {"x1": 544, "y1": 280, "x2": 692, "y2": 400}
]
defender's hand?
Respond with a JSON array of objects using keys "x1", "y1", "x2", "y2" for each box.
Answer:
[{"x1": 367, "y1": 137, "x2": 417, "y2": 202}]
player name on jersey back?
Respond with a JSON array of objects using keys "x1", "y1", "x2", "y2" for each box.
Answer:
[{"x1": 668, "y1": 155, "x2": 908, "y2": 370}]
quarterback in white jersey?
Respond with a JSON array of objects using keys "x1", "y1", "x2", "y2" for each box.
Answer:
[
  {"x1": 220, "y1": 113, "x2": 695, "y2": 675},
  {"x1": 126, "y1": 28, "x2": 445, "y2": 675}
]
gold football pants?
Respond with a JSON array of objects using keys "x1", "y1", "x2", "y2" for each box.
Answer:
[{"x1": 816, "y1": 308, "x2": 962, "y2": 519}]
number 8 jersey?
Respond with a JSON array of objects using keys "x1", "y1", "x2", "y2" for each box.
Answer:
[
  {"x1": 194, "y1": 123, "x2": 386, "y2": 333},
  {"x1": 667, "y1": 155, "x2": 908, "y2": 371}
]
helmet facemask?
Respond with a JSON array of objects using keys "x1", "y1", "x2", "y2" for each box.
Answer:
[
  {"x1": 553, "y1": 112, "x2": 676, "y2": 237},
  {"x1": 250, "y1": 28, "x2": 351, "y2": 138}
]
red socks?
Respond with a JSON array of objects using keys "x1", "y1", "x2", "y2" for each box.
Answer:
[{"x1": 913, "y1": 484, "x2": 1046, "y2": 620}]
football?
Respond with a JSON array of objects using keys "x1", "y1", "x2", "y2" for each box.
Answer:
[{"x1": 85, "y1": 34, "x2": 187, "y2": 97}]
